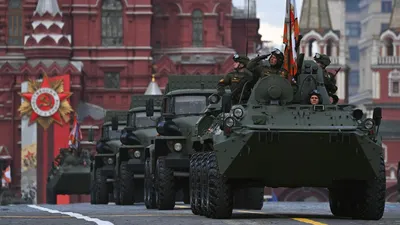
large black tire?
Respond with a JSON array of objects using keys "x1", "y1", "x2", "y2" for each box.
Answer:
[
  {"x1": 155, "y1": 156, "x2": 176, "y2": 210},
  {"x1": 190, "y1": 153, "x2": 200, "y2": 214},
  {"x1": 234, "y1": 187, "x2": 264, "y2": 210},
  {"x1": 144, "y1": 158, "x2": 157, "y2": 209},
  {"x1": 46, "y1": 187, "x2": 57, "y2": 204},
  {"x1": 329, "y1": 155, "x2": 386, "y2": 220},
  {"x1": 199, "y1": 153, "x2": 209, "y2": 216},
  {"x1": 113, "y1": 168, "x2": 121, "y2": 205},
  {"x1": 206, "y1": 152, "x2": 233, "y2": 219},
  {"x1": 94, "y1": 169, "x2": 109, "y2": 204},
  {"x1": 119, "y1": 161, "x2": 135, "y2": 205}
]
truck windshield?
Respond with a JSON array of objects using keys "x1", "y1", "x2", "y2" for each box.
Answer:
[
  {"x1": 107, "y1": 125, "x2": 125, "y2": 139},
  {"x1": 174, "y1": 95, "x2": 207, "y2": 115},
  {"x1": 135, "y1": 112, "x2": 161, "y2": 128}
]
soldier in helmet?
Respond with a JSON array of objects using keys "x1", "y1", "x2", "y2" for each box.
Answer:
[
  {"x1": 313, "y1": 53, "x2": 338, "y2": 98},
  {"x1": 217, "y1": 53, "x2": 252, "y2": 104},
  {"x1": 308, "y1": 89, "x2": 322, "y2": 105},
  {"x1": 246, "y1": 48, "x2": 289, "y2": 80}
]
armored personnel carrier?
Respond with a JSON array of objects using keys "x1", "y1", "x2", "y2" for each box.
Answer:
[
  {"x1": 144, "y1": 75, "x2": 223, "y2": 210},
  {"x1": 46, "y1": 147, "x2": 91, "y2": 204},
  {"x1": 89, "y1": 110, "x2": 127, "y2": 204},
  {"x1": 112, "y1": 95, "x2": 162, "y2": 205},
  {"x1": 191, "y1": 57, "x2": 386, "y2": 220}
]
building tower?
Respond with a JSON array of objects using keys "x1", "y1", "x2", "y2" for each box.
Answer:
[
  {"x1": 144, "y1": 66, "x2": 162, "y2": 95},
  {"x1": 370, "y1": 0, "x2": 400, "y2": 201},
  {"x1": 298, "y1": 0, "x2": 349, "y2": 103}
]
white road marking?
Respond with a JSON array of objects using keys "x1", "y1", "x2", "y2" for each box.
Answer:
[{"x1": 28, "y1": 205, "x2": 114, "y2": 225}]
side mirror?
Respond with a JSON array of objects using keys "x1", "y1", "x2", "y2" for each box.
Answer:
[
  {"x1": 88, "y1": 128, "x2": 94, "y2": 142},
  {"x1": 111, "y1": 116, "x2": 118, "y2": 131},
  {"x1": 373, "y1": 107, "x2": 382, "y2": 126},
  {"x1": 222, "y1": 94, "x2": 232, "y2": 113},
  {"x1": 146, "y1": 99, "x2": 154, "y2": 117}
]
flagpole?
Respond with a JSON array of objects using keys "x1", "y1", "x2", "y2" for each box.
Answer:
[{"x1": 287, "y1": 0, "x2": 292, "y2": 77}]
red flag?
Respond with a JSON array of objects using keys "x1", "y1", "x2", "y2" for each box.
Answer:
[{"x1": 283, "y1": 0, "x2": 300, "y2": 79}]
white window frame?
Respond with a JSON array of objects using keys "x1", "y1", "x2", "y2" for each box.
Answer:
[{"x1": 388, "y1": 69, "x2": 400, "y2": 97}]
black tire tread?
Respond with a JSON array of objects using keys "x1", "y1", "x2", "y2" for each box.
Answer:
[
  {"x1": 156, "y1": 157, "x2": 176, "y2": 210},
  {"x1": 119, "y1": 161, "x2": 135, "y2": 205},
  {"x1": 94, "y1": 169, "x2": 109, "y2": 204}
]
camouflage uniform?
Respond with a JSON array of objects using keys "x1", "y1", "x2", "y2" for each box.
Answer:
[
  {"x1": 313, "y1": 53, "x2": 338, "y2": 96},
  {"x1": 217, "y1": 54, "x2": 252, "y2": 104},
  {"x1": 246, "y1": 49, "x2": 289, "y2": 81}
]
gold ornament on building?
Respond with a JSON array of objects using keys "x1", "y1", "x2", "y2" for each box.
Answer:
[{"x1": 18, "y1": 73, "x2": 73, "y2": 130}]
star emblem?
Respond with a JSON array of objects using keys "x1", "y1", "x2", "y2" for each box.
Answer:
[{"x1": 18, "y1": 73, "x2": 73, "y2": 129}]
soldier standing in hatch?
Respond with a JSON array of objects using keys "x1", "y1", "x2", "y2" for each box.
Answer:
[
  {"x1": 217, "y1": 54, "x2": 252, "y2": 104},
  {"x1": 313, "y1": 53, "x2": 338, "y2": 98},
  {"x1": 246, "y1": 48, "x2": 289, "y2": 81}
]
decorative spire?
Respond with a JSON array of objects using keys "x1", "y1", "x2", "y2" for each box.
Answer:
[
  {"x1": 34, "y1": 0, "x2": 62, "y2": 16},
  {"x1": 389, "y1": 0, "x2": 400, "y2": 30},
  {"x1": 24, "y1": 0, "x2": 71, "y2": 58},
  {"x1": 299, "y1": 0, "x2": 332, "y2": 33},
  {"x1": 144, "y1": 74, "x2": 162, "y2": 95}
]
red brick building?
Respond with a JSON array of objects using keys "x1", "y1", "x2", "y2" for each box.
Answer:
[
  {"x1": 370, "y1": 1, "x2": 400, "y2": 202},
  {"x1": 0, "y1": 0, "x2": 261, "y2": 200}
]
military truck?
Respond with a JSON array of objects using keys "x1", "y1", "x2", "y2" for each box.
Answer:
[
  {"x1": 112, "y1": 95, "x2": 162, "y2": 205},
  {"x1": 144, "y1": 75, "x2": 224, "y2": 210},
  {"x1": 88, "y1": 110, "x2": 127, "y2": 204},
  {"x1": 46, "y1": 147, "x2": 91, "y2": 204},
  {"x1": 191, "y1": 56, "x2": 386, "y2": 220}
]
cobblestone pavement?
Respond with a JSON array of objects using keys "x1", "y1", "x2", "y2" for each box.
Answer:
[{"x1": 0, "y1": 202, "x2": 399, "y2": 225}]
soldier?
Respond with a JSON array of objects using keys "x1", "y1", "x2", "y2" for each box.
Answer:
[
  {"x1": 313, "y1": 53, "x2": 338, "y2": 97},
  {"x1": 217, "y1": 54, "x2": 252, "y2": 104},
  {"x1": 246, "y1": 48, "x2": 289, "y2": 80},
  {"x1": 308, "y1": 90, "x2": 322, "y2": 105}
]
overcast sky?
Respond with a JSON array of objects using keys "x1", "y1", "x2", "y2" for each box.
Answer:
[{"x1": 232, "y1": 0, "x2": 303, "y2": 46}]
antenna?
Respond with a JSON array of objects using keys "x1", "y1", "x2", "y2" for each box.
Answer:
[{"x1": 245, "y1": 0, "x2": 250, "y2": 56}]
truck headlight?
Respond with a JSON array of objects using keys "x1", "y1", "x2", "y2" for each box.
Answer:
[
  {"x1": 224, "y1": 117, "x2": 235, "y2": 128},
  {"x1": 133, "y1": 150, "x2": 141, "y2": 158},
  {"x1": 233, "y1": 108, "x2": 244, "y2": 118},
  {"x1": 209, "y1": 94, "x2": 220, "y2": 104},
  {"x1": 174, "y1": 143, "x2": 182, "y2": 151},
  {"x1": 107, "y1": 158, "x2": 114, "y2": 165},
  {"x1": 364, "y1": 119, "x2": 375, "y2": 130}
]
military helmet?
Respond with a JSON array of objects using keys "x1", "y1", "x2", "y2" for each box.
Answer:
[
  {"x1": 314, "y1": 53, "x2": 331, "y2": 68},
  {"x1": 270, "y1": 48, "x2": 284, "y2": 61},
  {"x1": 233, "y1": 53, "x2": 249, "y2": 65}
]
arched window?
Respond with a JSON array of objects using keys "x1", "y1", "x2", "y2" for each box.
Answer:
[
  {"x1": 308, "y1": 39, "x2": 318, "y2": 57},
  {"x1": 384, "y1": 38, "x2": 394, "y2": 56},
  {"x1": 8, "y1": 0, "x2": 23, "y2": 46},
  {"x1": 101, "y1": 0, "x2": 123, "y2": 46},
  {"x1": 326, "y1": 39, "x2": 333, "y2": 56},
  {"x1": 192, "y1": 10, "x2": 203, "y2": 47},
  {"x1": 388, "y1": 70, "x2": 400, "y2": 96}
]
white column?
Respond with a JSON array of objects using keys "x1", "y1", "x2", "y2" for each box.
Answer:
[
  {"x1": 336, "y1": 71, "x2": 345, "y2": 100},
  {"x1": 372, "y1": 71, "x2": 381, "y2": 99}
]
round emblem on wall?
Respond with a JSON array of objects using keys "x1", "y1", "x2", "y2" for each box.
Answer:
[{"x1": 30, "y1": 87, "x2": 61, "y2": 117}]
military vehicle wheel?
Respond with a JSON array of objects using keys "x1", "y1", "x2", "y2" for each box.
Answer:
[
  {"x1": 94, "y1": 169, "x2": 109, "y2": 204},
  {"x1": 351, "y1": 156, "x2": 386, "y2": 220},
  {"x1": 199, "y1": 153, "x2": 209, "y2": 216},
  {"x1": 144, "y1": 158, "x2": 157, "y2": 209},
  {"x1": 113, "y1": 175, "x2": 121, "y2": 205},
  {"x1": 328, "y1": 187, "x2": 352, "y2": 217},
  {"x1": 155, "y1": 156, "x2": 176, "y2": 210},
  {"x1": 190, "y1": 153, "x2": 200, "y2": 215},
  {"x1": 206, "y1": 152, "x2": 233, "y2": 219},
  {"x1": 46, "y1": 187, "x2": 57, "y2": 204},
  {"x1": 119, "y1": 161, "x2": 135, "y2": 205},
  {"x1": 234, "y1": 187, "x2": 264, "y2": 210}
]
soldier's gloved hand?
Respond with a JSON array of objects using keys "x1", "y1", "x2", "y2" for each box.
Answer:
[{"x1": 250, "y1": 54, "x2": 269, "y2": 63}]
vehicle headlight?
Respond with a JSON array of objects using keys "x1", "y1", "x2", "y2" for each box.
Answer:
[
  {"x1": 209, "y1": 94, "x2": 220, "y2": 104},
  {"x1": 233, "y1": 108, "x2": 244, "y2": 118},
  {"x1": 174, "y1": 143, "x2": 182, "y2": 151},
  {"x1": 364, "y1": 119, "x2": 375, "y2": 130},
  {"x1": 107, "y1": 158, "x2": 114, "y2": 165},
  {"x1": 224, "y1": 117, "x2": 235, "y2": 128},
  {"x1": 133, "y1": 150, "x2": 141, "y2": 158}
]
